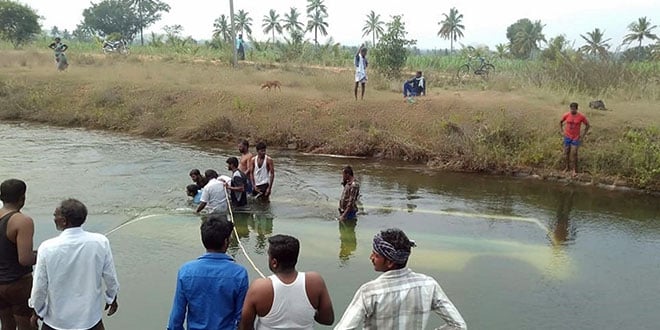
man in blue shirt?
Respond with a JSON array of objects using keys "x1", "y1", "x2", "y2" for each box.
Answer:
[{"x1": 168, "y1": 215, "x2": 249, "y2": 330}]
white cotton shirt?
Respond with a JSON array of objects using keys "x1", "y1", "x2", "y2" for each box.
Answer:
[
  {"x1": 29, "y1": 227, "x2": 120, "y2": 330},
  {"x1": 200, "y1": 178, "x2": 228, "y2": 214},
  {"x1": 253, "y1": 156, "x2": 271, "y2": 186}
]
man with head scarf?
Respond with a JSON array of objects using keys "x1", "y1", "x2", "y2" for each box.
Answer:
[{"x1": 334, "y1": 228, "x2": 467, "y2": 330}]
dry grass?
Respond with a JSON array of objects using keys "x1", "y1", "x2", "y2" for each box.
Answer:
[{"x1": 1, "y1": 50, "x2": 659, "y2": 190}]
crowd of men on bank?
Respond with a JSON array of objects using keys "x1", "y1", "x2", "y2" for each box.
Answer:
[{"x1": 0, "y1": 140, "x2": 467, "y2": 330}]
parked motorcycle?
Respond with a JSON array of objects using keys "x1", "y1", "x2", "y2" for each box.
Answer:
[{"x1": 102, "y1": 40, "x2": 130, "y2": 55}]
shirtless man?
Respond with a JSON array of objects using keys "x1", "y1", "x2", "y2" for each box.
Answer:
[
  {"x1": 238, "y1": 140, "x2": 254, "y2": 195},
  {"x1": 248, "y1": 142, "x2": 275, "y2": 202},
  {"x1": 0, "y1": 179, "x2": 37, "y2": 330}
]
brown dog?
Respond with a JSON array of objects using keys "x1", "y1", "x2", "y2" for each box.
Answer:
[{"x1": 260, "y1": 80, "x2": 281, "y2": 91}]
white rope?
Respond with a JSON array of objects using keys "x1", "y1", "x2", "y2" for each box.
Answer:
[{"x1": 225, "y1": 187, "x2": 266, "y2": 278}]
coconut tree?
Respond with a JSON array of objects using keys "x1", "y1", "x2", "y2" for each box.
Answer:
[
  {"x1": 262, "y1": 9, "x2": 282, "y2": 43},
  {"x1": 579, "y1": 28, "x2": 611, "y2": 59},
  {"x1": 212, "y1": 14, "x2": 232, "y2": 42},
  {"x1": 306, "y1": 9, "x2": 328, "y2": 45},
  {"x1": 305, "y1": 0, "x2": 327, "y2": 17},
  {"x1": 510, "y1": 19, "x2": 546, "y2": 59},
  {"x1": 437, "y1": 7, "x2": 465, "y2": 55},
  {"x1": 623, "y1": 17, "x2": 658, "y2": 48},
  {"x1": 282, "y1": 7, "x2": 304, "y2": 34},
  {"x1": 362, "y1": 10, "x2": 384, "y2": 46},
  {"x1": 234, "y1": 9, "x2": 253, "y2": 36}
]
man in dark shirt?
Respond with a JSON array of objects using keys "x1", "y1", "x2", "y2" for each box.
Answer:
[
  {"x1": 403, "y1": 71, "x2": 425, "y2": 98},
  {"x1": 226, "y1": 157, "x2": 247, "y2": 207}
]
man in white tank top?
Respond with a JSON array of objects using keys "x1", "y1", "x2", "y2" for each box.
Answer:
[
  {"x1": 240, "y1": 235, "x2": 334, "y2": 329},
  {"x1": 247, "y1": 142, "x2": 275, "y2": 202}
]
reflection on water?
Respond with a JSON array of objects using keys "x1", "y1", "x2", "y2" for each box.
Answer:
[
  {"x1": 338, "y1": 219, "x2": 357, "y2": 264},
  {"x1": 231, "y1": 207, "x2": 274, "y2": 255},
  {"x1": 552, "y1": 188, "x2": 576, "y2": 245}
]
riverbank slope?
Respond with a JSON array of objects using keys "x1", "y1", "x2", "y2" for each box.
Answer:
[{"x1": 1, "y1": 50, "x2": 658, "y2": 191}]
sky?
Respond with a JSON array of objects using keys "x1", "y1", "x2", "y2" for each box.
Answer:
[{"x1": 25, "y1": 0, "x2": 660, "y2": 50}]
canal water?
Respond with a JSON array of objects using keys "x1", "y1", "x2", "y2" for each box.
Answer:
[{"x1": 1, "y1": 122, "x2": 658, "y2": 329}]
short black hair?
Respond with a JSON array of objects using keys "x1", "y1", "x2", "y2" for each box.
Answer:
[
  {"x1": 59, "y1": 199, "x2": 88, "y2": 227},
  {"x1": 186, "y1": 184, "x2": 198, "y2": 195},
  {"x1": 0, "y1": 179, "x2": 26, "y2": 204},
  {"x1": 380, "y1": 228, "x2": 415, "y2": 267},
  {"x1": 226, "y1": 157, "x2": 239, "y2": 168},
  {"x1": 240, "y1": 140, "x2": 249, "y2": 148},
  {"x1": 256, "y1": 142, "x2": 267, "y2": 151},
  {"x1": 190, "y1": 169, "x2": 201, "y2": 176},
  {"x1": 343, "y1": 166, "x2": 353, "y2": 176},
  {"x1": 570, "y1": 102, "x2": 578, "y2": 109},
  {"x1": 268, "y1": 234, "x2": 300, "y2": 270},
  {"x1": 204, "y1": 169, "x2": 218, "y2": 179},
  {"x1": 201, "y1": 215, "x2": 234, "y2": 251}
]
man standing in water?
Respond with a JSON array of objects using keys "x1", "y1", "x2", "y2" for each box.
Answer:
[
  {"x1": 339, "y1": 166, "x2": 359, "y2": 221},
  {"x1": 560, "y1": 102, "x2": 590, "y2": 177},
  {"x1": 354, "y1": 44, "x2": 368, "y2": 100},
  {"x1": 196, "y1": 169, "x2": 228, "y2": 215},
  {"x1": 29, "y1": 199, "x2": 119, "y2": 330},
  {"x1": 226, "y1": 157, "x2": 248, "y2": 208},
  {"x1": 0, "y1": 179, "x2": 37, "y2": 330},
  {"x1": 334, "y1": 228, "x2": 466, "y2": 330},
  {"x1": 248, "y1": 142, "x2": 275, "y2": 202},
  {"x1": 168, "y1": 215, "x2": 248, "y2": 330},
  {"x1": 240, "y1": 234, "x2": 334, "y2": 329},
  {"x1": 238, "y1": 140, "x2": 254, "y2": 194}
]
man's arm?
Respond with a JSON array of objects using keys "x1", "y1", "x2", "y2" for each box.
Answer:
[
  {"x1": 582, "y1": 119, "x2": 590, "y2": 140},
  {"x1": 333, "y1": 288, "x2": 366, "y2": 330},
  {"x1": 266, "y1": 157, "x2": 275, "y2": 196},
  {"x1": 248, "y1": 157, "x2": 256, "y2": 191},
  {"x1": 167, "y1": 274, "x2": 188, "y2": 330},
  {"x1": 28, "y1": 245, "x2": 47, "y2": 318},
  {"x1": 307, "y1": 272, "x2": 334, "y2": 325},
  {"x1": 196, "y1": 186, "x2": 210, "y2": 213},
  {"x1": 101, "y1": 239, "x2": 120, "y2": 315},
  {"x1": 13, "y1": 214, "x2": 36, "y2": 266},
  {"x1": 431, "y1": 282, "x2": 467, "y2": 330},
  {"x1": 239, "y1": 276, "x2": 267, "y2": 330}
]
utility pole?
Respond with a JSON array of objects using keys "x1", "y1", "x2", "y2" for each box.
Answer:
[{"x1": 229, "y1": 0, "x2": 238, "y2": 67}]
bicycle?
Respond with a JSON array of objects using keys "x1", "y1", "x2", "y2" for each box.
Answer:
[{"x1": 456, "y1": 56, "x2": 495, "y2": 80}]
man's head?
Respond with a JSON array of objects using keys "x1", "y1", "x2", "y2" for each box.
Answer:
[
  {"x1": 256, "y1": 142, "x2": 267, "y2": 158},
  {"x1": 360, "y1": 47, "x2": 367, "y2": 56},
  {"x1": 201, "y1": 215, "x2": 234, "y2": 252},
  {"x1": 342, "y1": 165, "x2": 354, "y2": 184},
  {"x1": 370, "y1": 228, "x2": 416, "y2": 272},
  {"x1": 570, "y1": 102, "x2": 578, "y2": 114},
  {"x1": 190, "y1": 169, "x2": 202, "y2": 182},
  {"x1": 0, "y1": 179, "x2": 26, "y2": 208},
  {"x1": 226, "y1": 157, "x2": 239, "y2": 171},
  {"x1": 238, "y1": 140, "x2": 249, "y2": 154},
  {"x1": 416, "y1": 71, "x2": 422, "y2": 78},
  {"x1": 54, "y1": 37, "x2": 61, "y2": 42},
  {"x1": 267, "y1": 234, "x2": 300, "y2": 272},
  {"x1": 186, "y1": 184, "x2": 199, "y2": 197},
  {"x1": 238, "y1": 34, "x2": 243, "y2": 39},
  {"x1": 54, "y1": 199, "x2": 88, "y2": 230},
  {"x1": 204, "y1": 169, "x2": 218, "y2": 179}
]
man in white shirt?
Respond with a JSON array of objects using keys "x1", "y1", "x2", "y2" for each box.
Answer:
[
  {"x1": 334, "y1": 228, "x2": 466, "y2": 330},
  {"x1": 196, "y1": 169, "x2": 228, "y2": 215},
  {"x1": 29, "y1": 199, "x2": 119, "y2": 330}
]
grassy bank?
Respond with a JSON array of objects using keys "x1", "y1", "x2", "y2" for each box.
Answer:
[{"x1": 1, "y1": 49, "x2": 659, "y2": 191}]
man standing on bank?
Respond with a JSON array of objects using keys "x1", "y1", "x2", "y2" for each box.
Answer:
[
  {"x1": 560, "y1": 102, "x2": 590, "y2": 177},
  {"x1": 334, "y1": 228, "x2": 466, "y2": 330},
  {"x1": 168, "y1": 215, "x2": 248, "y2": 330},
  {"x1": 240, "y1": 234, "x2": 334, "y2": 329},
  {"x1": 0, "y1": 179, "x2": 37, "y2": 330},
  {"x1": 29, "y1": 199, "x2": 119, "y2": 330}
]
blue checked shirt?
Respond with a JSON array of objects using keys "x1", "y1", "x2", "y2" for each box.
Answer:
[{"x1": 335, "y1": 268, "x2": 466, "y2": 330}]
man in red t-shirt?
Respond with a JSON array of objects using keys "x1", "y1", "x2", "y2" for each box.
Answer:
[{"x1": 560, "y1": 102, "x2": 590, "y2": 176}]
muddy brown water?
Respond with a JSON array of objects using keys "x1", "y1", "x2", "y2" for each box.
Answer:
[{"x1": 1, "y1": 122, "x2": 659, "y2": 329}]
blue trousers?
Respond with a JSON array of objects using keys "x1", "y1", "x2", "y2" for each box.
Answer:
[{"x1": 403, "y1": 82, "x2": 417, "y2": 97}]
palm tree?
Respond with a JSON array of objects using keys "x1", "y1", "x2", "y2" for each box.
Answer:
[
  {"x1": 306, "y1": 0, "x2": 327, "y2": 16},
  {"x1": 213, "y1": 14, "x2": 232, "y2": 43},
  {"x1": 234, "y1": 9, "x2": 253, "y2": 36},
  {"x1": 495, "y1": 43, "x2": 509, "y2": 59},
  {"x1": 579, "y1": 28, "x2": 611, "y2": 59},
  {"x1": 623, "y1": 17, "x2": 658, "y2": 48},
  {"x1": 282, "y1": 7, "x2": 304, "y2": 34},
  {"x1": 512, "y1": 20, "x2": 545, "y2": 58},
  {"x1": 362, "y1": 11, "x2": 384, "y2": 46},
  {"x1": 437, "y1": 7, "x2": 465, "y2": 55},
  {"x1": 262, "y1": 9, "x2": 282, "y2": 43},
  {"x1": 306, "y1": 9, "x2": 328, "y2": 45}
]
